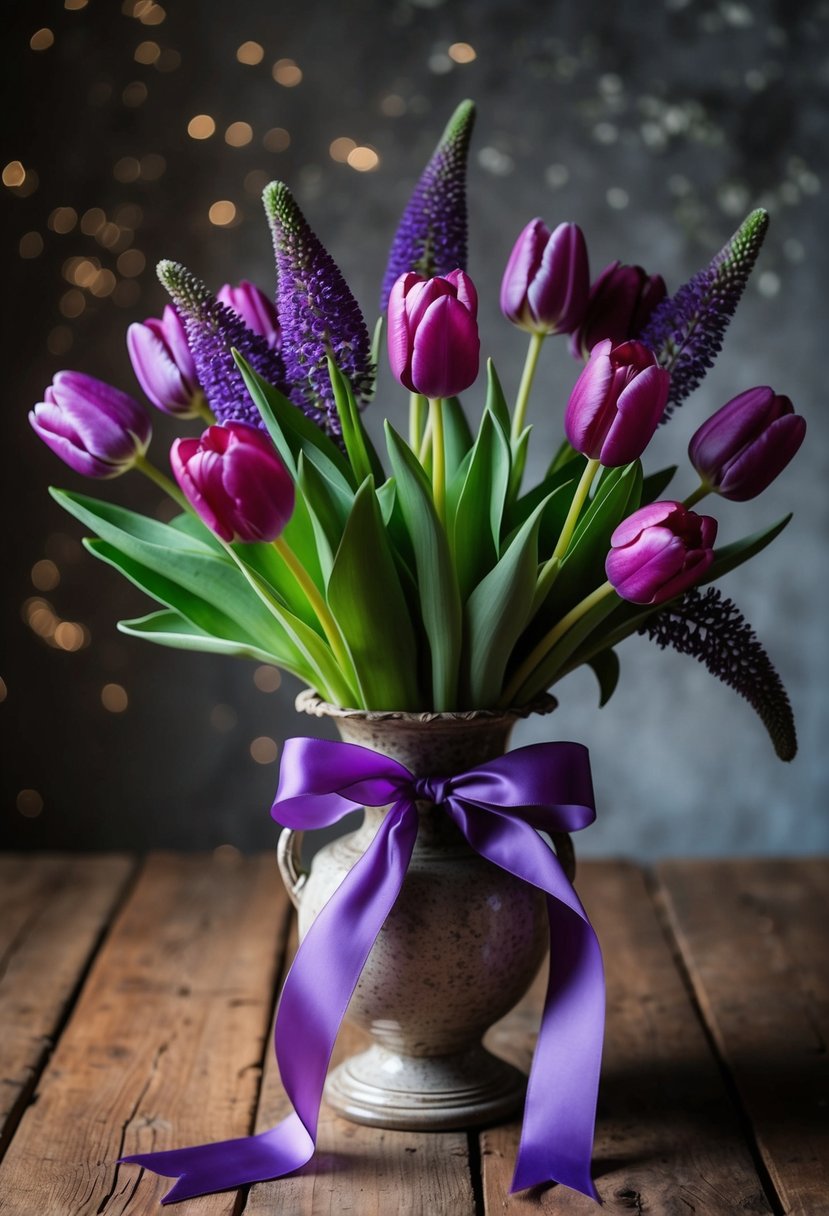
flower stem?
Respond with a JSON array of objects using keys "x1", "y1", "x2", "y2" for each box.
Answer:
[
  {"x1": 429, "y1": 397, "x2": 446, "y2": 524},
  {"x1": 500, "y1": 579, "x2": 616, "y2": 707},
  {"x1": 683, "y1": 483, "x2": 709, "y2": 509},
  {"x1": 272, "y1": 536, "x2": 362, "y2": 703},
  {"x1": 134, "y1": 454, "x2": 188, "y2": 510},
  {"x1": 409, "y1": 392, "x2": 426, "y2": 454},
  {"x1": 511, "y1": 331, "x2": 545, "y2": 443},
  {"x1": 534, "y1": 458, "x2": 601, "y2": 599}
]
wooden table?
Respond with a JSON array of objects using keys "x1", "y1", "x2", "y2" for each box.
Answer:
[{"x1": 0, "y1": 855, "x2": 825, "y2": 1215}]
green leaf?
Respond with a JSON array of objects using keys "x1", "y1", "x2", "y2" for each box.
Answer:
[
  {"x1": 586, "y1": 648, "x2": 620, "y2": 707},
  {"x1": 508, "y1": 426, "x2": 531, "y2": 504},
  {"x1": 512, "y1": 590, "x2": 621, "y2": 704},
  {"x1": 326, "y1": 356, "x2": 385, "y2": 486},
  {"x1": 234, "y1": 351, "x2": 355, "y2": 488},
  {"x1": 484, "y1": 359, "x2": 511, "y2": 436},
  {"x1": 296, "y1": 453, "x2": 339, "y2": 583},
  {"x1": 327, "y1": 478, "x2": 420, "y2": 709},
  {"x1": 118, "y1": 609, "x2": 303, "y2": 669},
  {"x1": 452, "y1": 412, "x2": 511, "y2": 600},
  {"x1": 442, "y1": 396, "x2": 474, "y2": 483},
  {"x1": 641, "y1": 465, "x2": 678, "y2": 505},
  {"x1": 462, "y1": 497, "x2": 550, "y2": 707},
  {"x1": 369, "y1": 316, "x2": 384, "y2": 400},
  {"x1": 385, "y1": 423, "x2": 461, "y2": 709},
  {"x1": 703, "y1": 513, "x2": 792, "y2": 584},
  {"x1": 504, "y1": 454, "x2": 584, "y2": 538},
  {"x1": 547, "y1": 439, "x2": 579, "y2": 476}
]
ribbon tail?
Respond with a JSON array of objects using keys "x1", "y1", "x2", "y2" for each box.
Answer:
[
  {"x1": 450, "y1": 803, "x2": 604, "y2": 1202},
  {"x1": 120, "y1": 800, "x2": 419, "y2": 1204}
]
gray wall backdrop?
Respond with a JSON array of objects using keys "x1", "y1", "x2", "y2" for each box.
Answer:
[{"x1": 2, "y1": 0, "x2": 826, "y2": 856}]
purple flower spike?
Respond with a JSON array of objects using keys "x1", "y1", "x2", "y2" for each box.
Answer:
[
  {"x1": 157, "y1": 260, "x2": 287, "y2": 433},
  {"x1": 571, "y1": 261, "x2": 666, "y2": 359},
  {"x1": 30, "y1": 370, "x2": 151, "y2": 478},
  {"x1": 263, "y1": 181, "x2": 375, "y2": 434},
  {"x1": 217, "y1": 281, "x2": 281, "y2": 351},
  {"x1": 689, "y1": 386, "x2": 806, "y2": 501},
  {"x1": 380, "y1": 100, "x2": 476, "y2": 313},
  {"x1": 606, "y1": 500, "x2": 717, "y2": 606},
  {"x1": 565, "y1": 339, "x2": 669, "y2": 467},
  {"x1": 127, "y1": 304, "x2": 203, "y2": 417},
  {"x1": 640, "y1": 209, "x2": 769, "y2": 418},
  {"x1": 501, "y1": 219, "x2": 590, "y2": 337},
  {"x1": 171, "y1": 422, "x2": 295, "y2": 544}
]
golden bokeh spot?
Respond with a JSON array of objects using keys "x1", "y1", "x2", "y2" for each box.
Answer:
[
  {"x1": 329, "y1": 137, "x2": 356, "y2": 163},
  {"x1": 90, "y1": 268, "x2": 117, "y2": 298},
  {"x1": 122, "y1": 80, "x2": 149, "y2": 107},
  {"x1": 81, "y1": 207, "x2": 106, "y2": 235},
  {"x1": 134, "y1": 40, "x2": 161, "y2": 64},
  {"x1": 3, "y1": 160, "x2": 26, "y2": 188},
  {"x1": 59, "y1": 289, "x2": 86, "y2": 318},
  {"x1": 117, "y1": 249, "x2": 146, "y2": 277},
  {"x1": 30, "y1": 28, "x2": 55, "y2": 51},
  {"x1": 272, "y1": 58, "x2": 302, "y2": 87},
  {"x1": 54, "y1": 621, "x2": 88, "y2": 651},
  {"x1": 225, "y1": 121, "x2": 254, "y2": 147},
  {"x1": 237, "y1": 40, "x2": 264, "y2": 65},
  {"x1": 263, "y1": 126, "x2": 290, "y2": 153},
  {"x1": 31, "y1": 560, "x2": 60, "y2": 591},
  {"x1": 96, "y1": 221, "x2": 124, "y2": 248},
  {"x1": 347, "y1": 146, "x2": 380, "y2": 172},
  {"x1": 188, "y1": 113, "x2": 215, "y2": 139},
  {"x1": 208, "y1": 199, "x2": 236, "y2": 226},
  {"x1": 49, "y1": 206, "x2": 78, "y2": 234},
  {"x1": 138, "y1": 2, "x2": 166, "y2": 24},
  {"x1": 250, "y1": 736, "x2": 279, "y2": 764},
  {"x1": 17, "y1": 790, "x2": 44, "y2": 818},
  {"x1": 19, "y1": 231, "x2": 44, "y2": 258},
  {"x1": 0, "y1": 676, "x2": 7, "y2": 702},
  {"x1": 448, "y1": 42, "x2": 477, "y2": 63},
  {"x1": 253, "y1": 665, "x2": 282, "y2": 692},
  {"x1": 65, "y1": 0, "x2": 89, "y2": 9},
  {"x1": 101, "y1": 683, "x2": 129, "y2": 712},
  {"x1": 113, "y1": 156, "x2": 141, "y2": 183},
  {"x1": 47, "y1": 326, "x2": 73, "y2": 355}
]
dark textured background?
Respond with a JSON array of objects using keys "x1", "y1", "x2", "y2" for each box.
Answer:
[{"x1": 2, "y1": 0, "x2": 827, "y2": 856}]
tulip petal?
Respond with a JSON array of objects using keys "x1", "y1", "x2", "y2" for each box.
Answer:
[
  {"x1": 387, "y1": 276, "x2": 416, "y2": 390},
  {"x1": 410, "y1": 295, "x2": 480, "y2": 399},
  {"x1": 500, "y1": 218, "x2": 548, "y2": 324},
  {"x1": 718, "y1": 413, "x2": 806, "y2": 501},
  {"x1": 29, "y1": 406, "x2": 117, "y2": 478},
  {"x1": 128, "y1": 322, "x2": 193, "y2": 413},
  {"x1": 610, "y1": 501, "x2": 680, "y2": 548},
  {"x1": 601, "y1": 365, "x2": 669, "y2": 465},
  {"x1": 606, "y1": 529, "x2": 687, "y2": 603},
  {"x1": 527, "y1": 222, "x2": 589, "y2": 334},
  {"x1": 564, "y1": 341, "x2": 615, "y2": 457}
]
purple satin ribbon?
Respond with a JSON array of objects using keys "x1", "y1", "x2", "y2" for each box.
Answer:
[{"x1": 121, "y1": 738, "x2": 604, "y2": 1204}]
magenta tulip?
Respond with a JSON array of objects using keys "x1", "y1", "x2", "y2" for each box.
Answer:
[
  {"x1": 689, "y1": 386, "x2": 806, "y2": 502},
  {"x1": 387, "y1": 269, "x2": 480, "y2": 398},
  {"x1": 565, "y1": 338, "x2": 670, "y2": 466},
  {"x1": 571, "y1": 261, "x2": 666, "y2": 359},
  {"x1": 217, "y1": 281, "x2": 281, "y2": 350},
  {"x1": 606, "y1": 501, "x2": 717, "y2": 605},
  {"x1": 127, "y1": 305, "x2": 202, "y2": 417},
  {"x1": 500, "y1": 219, "x2": 589, "y2": 336},
  {"x1": 171, "y1": 422, "x2": 295, "y2": 543},
  {"x1": 30, "y1": 371, "x2": 151, "y2": 478}
]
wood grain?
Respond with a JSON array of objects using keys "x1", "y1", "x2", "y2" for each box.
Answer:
[
  {"x1": 480, "y1": 861, "x2": 772, "y2": 1214},
  {"x1": 0, "y1": 854, "x2": 134, "y2": 1157},
  {"x1": 659, "y1": 859, "x2": 829, "y2": 1216},
  {"x1": 245, "y1": 923, "x2": 478, "y2": 1216},
  {"x1": 0, "y1": 852, "x2": 291, "y2": 1216}
]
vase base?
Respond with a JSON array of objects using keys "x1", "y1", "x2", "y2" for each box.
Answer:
[{"x1": 324, "y1": 1043, "x2": 527, "y2": 1131}]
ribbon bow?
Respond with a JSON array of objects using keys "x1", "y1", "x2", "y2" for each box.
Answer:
[{"x1": 122, "y1": 738, "x2": 604, "y2": 1204}]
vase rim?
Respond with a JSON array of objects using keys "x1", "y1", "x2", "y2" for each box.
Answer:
[{"x1": 294, "y1": 689, "x2": 557, "y2": 725}]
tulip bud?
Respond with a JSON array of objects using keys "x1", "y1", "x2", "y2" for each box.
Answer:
[
  {"x1": 500, "y1": 219, "x2": 589, "y2": 336},
  {"x1": 606, "y1": 501, "x2": 717, "y2": 605},
  {"x1": 570, "y1": 261, "x2": 667, "y2": 359},
  {"x1": 30, "y1": 370, "x2": 151, "y2": 478},
  {"x1": 127, "y1": 305, "x2": 203, "y2": 418},
  {"x1": 171, "y1": 422, "x2": 295, "y2": 543},
  {"x1": 565, "y1": 338, "x2": 670, "y2": 467},
  {"x1": 387, "y1": 269, "x2": 480, "y2": 399},
  {"x1": 216, "y1": 281, "x2": 281, "y2": 351},
  {"x1": 688, "y1": 386, "x2": 806, "y2": 502}
]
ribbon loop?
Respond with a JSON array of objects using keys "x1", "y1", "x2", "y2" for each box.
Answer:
[{"x1": 120, "y1": 737, "x2": 605, "y2": 1206}]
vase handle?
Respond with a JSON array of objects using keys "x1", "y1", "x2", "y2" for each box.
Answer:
[
  {"x1": 551, "y1": 832, "x2": 576, "y2": 882},
  {"x1": 277, "y1": 828, "x2": 307, "y2": 909}
]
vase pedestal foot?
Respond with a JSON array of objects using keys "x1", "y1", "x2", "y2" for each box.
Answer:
[{"x1": 324, "y1": 1043, "x2": 527, "y2": 1131}]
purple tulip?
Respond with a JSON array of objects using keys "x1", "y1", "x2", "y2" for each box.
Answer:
[
  {"x1": 171, "y1": 422, "x2": 295, "y2": 543},
  {"x1": 570, "y1": 261, "x2": 667, "y2": 359},
  {"x1": 216, "y1": 281, "x2": 281, "y2": 351},
  {"x1": 387, "y1": 269, "x2": 480, "y2": 399},
  {"x1": 500, "y1": 219, "x2": 589, "y2": 336},
  {"x1": 565, "y1": 338, "x2": 670, "y2": 467},
  {"x1": 127, "y1": 305, "x2": 202, "y2": 418},
  {"x1": 689, "y1": 386, "x2": 806, "y2": 502},
  {"x1": 30, "y1": 370, "x2": 151, "y2": 478},
  {"x1": 606, "y1": 501, "x2": 718, "y2": 605}
]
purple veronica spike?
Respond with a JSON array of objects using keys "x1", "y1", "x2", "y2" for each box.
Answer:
[
  {"x1": 639, "y1": 209, "x2": 769, "y2": 419},
  {"x1": 157, "y1": 260, "x2": 287, "y2": 432},
  {"x1": 380, "y1": 100, "x2": 476, "y2": 312},
  {"x1": 263, "y1": 182, "x2": 375, "y2": 435},
  {"x1": 639, "y1": 585, "x2": 797, "y2": 760}
]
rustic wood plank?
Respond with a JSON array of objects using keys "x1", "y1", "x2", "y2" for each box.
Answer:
[
  {"x1": 480, "y1": 861, "x2": 772, "y2": 1214},
  {"x1": 245, "y1": 922, "x2": 477, "y2": 1216},
  {"x1": 0, "y1": 854, "x2": 134, "y2": 1157},
  {"x1": 658, "y1": 858, "x2": 829, "y2": 1216},
  {"x1": 0, "y1": 852, "x2": 291, "y2": 1216}
]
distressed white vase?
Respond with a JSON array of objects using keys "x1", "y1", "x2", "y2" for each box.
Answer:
[{"x1": 277, "y1": 690, "x2": 573, "y2": 1131}]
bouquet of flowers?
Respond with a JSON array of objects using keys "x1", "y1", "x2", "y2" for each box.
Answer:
[{"x1": 31, "y1": 100, "x2": 804, "y2": 757}]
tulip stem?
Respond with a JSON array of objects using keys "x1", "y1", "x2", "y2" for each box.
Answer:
[
  {"x1": 409, "y1": 393, "x2": 427, "y2": 454},
  {"x1": 193, "y1": 392, "x2": 216, "y2": 427},
  {"x1": 429, "y1": 397, "x2": 446, "y2": 524},
  {"x1": 536, "y1": 459, "x2": 601, "y2": 595},
  {"x1": 511, "y1": 331, "x2": 545, "y2": 443},
  {"x1": 500, "y1": 579, "x2": 616, "y2": 707},
  {"x1": 683, "y1": 483, "x2": 710, "y2": 509},
  {"x1": 272, "y1": 537, "x2": 363, "y2": 705},
  {"x1": 134, "y1": 454, "x2": 189, "y2": 510}
]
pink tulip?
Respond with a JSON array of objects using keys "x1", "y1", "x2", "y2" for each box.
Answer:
[
  {"x1": 217, "y1": 281, "x2": 281, "y2": 351},
  {"x1": 387, "y1": 269, "x2": 480, "y2": 398},
  {"x1": 565, "y1": 338, "x2": 670, "y2": 466},
  {"x1": 127, "y1": 305, "x2": 201, "y2": 417},
  {"x1": 30, "y1": 371, "x2": 151, "y2": 478},
  {"x1": 606, "y1": 501, "x2": 717, "y2": 605}
]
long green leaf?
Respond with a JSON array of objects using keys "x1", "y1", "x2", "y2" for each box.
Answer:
[
  {"x1": 484, "y1": 359, "x2": 511, "y2": 437},
  {"x1": 118, "y1": 609, "x2": 306, "y2": 670},
  {"x1": 385, "y1": 423, "x2": 461, "y2": 710},
  {"x1": 512, "y1": 591, "x2": 621, "y2": 704},
  {"x1": 452, "y1": 412, "x2": 511, "y2": 600},
  {"x1": 442, "y1": 396, "x2": 474, "y2": 484},
  {"x1": 327, "y1": 478, "x2": 420, "y2": 709}
]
